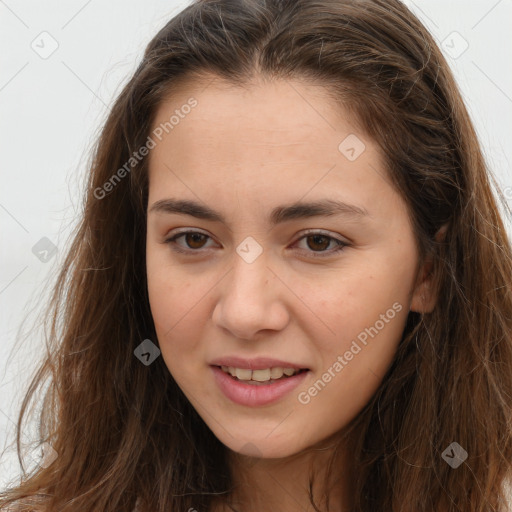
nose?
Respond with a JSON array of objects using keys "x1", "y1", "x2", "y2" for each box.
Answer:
[{"x1": 211, "y1": 250, "x2": 290, "y2": 341}]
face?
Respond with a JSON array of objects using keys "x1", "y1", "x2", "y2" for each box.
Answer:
[{"x1": 146, "y1": 77, "x2": 432, "y2": 459}]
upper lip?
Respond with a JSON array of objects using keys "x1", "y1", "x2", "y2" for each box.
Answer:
[{"x1": 210, "y1": 356, "x2": 309, "y2": 371}]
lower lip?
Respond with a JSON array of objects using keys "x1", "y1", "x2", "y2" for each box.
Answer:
[{"x1": 210, "y1": 365, "x2": 310, "y2": 407}]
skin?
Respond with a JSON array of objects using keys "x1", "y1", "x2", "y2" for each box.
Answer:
[{"x1": 145, "y1": 76, "x2": 437, "y2": 511}]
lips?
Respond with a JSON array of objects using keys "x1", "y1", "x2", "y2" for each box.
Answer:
[
  {"x1": 208, "y1": 355, "x2": 311, "y2": 406},
  {"x1": 210, "y1": 365, "x2": 310, "y2": 406}
]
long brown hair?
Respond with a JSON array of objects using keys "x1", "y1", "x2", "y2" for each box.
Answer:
[{"x1": 2, "y1": 0, "x2": 512, "y2": 510}]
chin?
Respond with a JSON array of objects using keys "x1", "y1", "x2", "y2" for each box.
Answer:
[{"x1": 217, "y1": 432, "x2": 308, "y2": 461}]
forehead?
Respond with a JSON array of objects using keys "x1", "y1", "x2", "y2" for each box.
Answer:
[
  {"x1": 146, "y1": 77, "x2": 395, "y2": 223},
  {"x1": 148, "y1": 77, "x2": 384, "y2": 174}
]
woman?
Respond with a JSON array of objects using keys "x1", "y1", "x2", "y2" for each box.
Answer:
[{"x1": 1, "y1": 0, "x2": 512, "y2": 510}]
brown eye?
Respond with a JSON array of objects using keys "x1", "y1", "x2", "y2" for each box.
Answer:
[
  {"x1": 183, "y1": 232, "x2": 208, "y2": 249},
  {"x1": 305, "y1": 234, "x2": 331, "y2": 252},
  {"x1": 294, "y1": 231, "x2": 349, "y2": 259},
  {"x1": 164, "y1": 230, "x2": 348, "y2": 259},
  {"x1": 164, "y1": 230, "x2": 215, "y2": 254}
]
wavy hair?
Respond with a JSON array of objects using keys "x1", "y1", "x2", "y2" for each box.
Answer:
[{"x1": 1, "y1": 0, "x2": 512, "y2": 510}]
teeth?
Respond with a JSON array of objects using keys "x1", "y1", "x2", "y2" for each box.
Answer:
[
  {"x1": 252, "y1": 369, "x2": 271, "y2": 382},
  {"x1": 220, "y1": 365, "x2": 302, "y2": 382},
  {"x1": 235, "y1": 368, "x2": 252, "y2": 380},
  {"x1": 270, "y1": 367, "x2": 284, "y2": 379}
]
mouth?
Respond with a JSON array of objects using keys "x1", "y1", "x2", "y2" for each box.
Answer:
[
  {"x1": 214, "y1": 365, "x2": 310, "y2": 386},
  {"x1": 210, "y1": 363, "x2": 311, "y2": 406}
]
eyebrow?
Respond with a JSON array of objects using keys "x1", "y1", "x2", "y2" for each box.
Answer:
[{"x1": 148, "y1": 198, "x2": 370, "y2": 226}]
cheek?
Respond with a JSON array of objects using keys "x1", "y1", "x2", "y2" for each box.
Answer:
[
  {"x1": 146, "y1": 251, "x2": 213, "y2": 378},
  {"x1": 148, "y1": 281, "x2": 203, "y2": 384},
  {"x1": 146, "y1": 245, "x2": 193, "y2": 332},
  {"x1": 297, "y1": 304, "x2": 408, "y2": 436},
  {"x1": 312, "y1": 260, "x2": 411, "y2": 344},
  {"x1": 311, "y1": 285, "x2": 407, "y2": 388},
  {"x1": 297, "y1": 257, "x2": 412, "y2": 423}
]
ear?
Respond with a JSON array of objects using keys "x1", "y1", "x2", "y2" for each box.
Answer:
[{"x1": 409, "y1": 224, "x2": 448, "y2": 313}]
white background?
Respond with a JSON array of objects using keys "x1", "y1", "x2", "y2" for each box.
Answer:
[{"x1": 1, "y1": 0, "x2": 511, "y2": 489}]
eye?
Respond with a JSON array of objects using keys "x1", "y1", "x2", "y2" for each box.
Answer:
[
  {"x1": 292, "y1": 230, "x2": 349, "y2": 258},
  {"x1": 163, "y1": 229, "x2": 349, "y2": 258},
  {"x1": 164, "y1": 230, "x2": 215, "y2": 254}
]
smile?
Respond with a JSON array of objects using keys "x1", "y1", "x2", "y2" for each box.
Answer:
[
  {"x1": 211, "y1": 365, "x2": 310, "y2": 406},
  {"x1": 220, "y1": 365, "x2": 307, "y2": 384}
]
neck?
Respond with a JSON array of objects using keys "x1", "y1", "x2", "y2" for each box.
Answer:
[{"x1": 212, "y1": 430, "x2": 355, "y2": 512}]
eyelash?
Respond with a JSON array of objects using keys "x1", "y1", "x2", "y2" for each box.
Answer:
[{"x1": 163, "y1": 229, "x2": 349, "y2": 259}]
